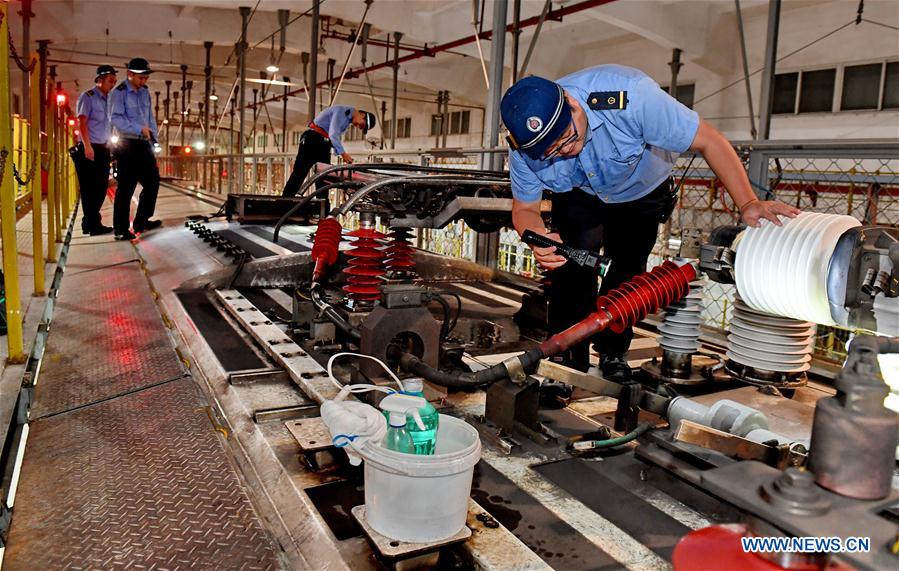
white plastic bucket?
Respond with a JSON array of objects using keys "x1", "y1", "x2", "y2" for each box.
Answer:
[{"x1": 359, "y1": 414, "x2": 481, "y2": 543}]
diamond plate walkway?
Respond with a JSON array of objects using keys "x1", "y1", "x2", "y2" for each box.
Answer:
[{"x1": 3, "y1": 233, "x2": 281, "y2": 569}]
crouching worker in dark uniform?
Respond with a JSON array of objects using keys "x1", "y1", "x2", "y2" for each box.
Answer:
[
  {"x1": 282, "y1": 105, "x2": 376, "y2": 197},
  {"x1": 73, "y1": 65, "x2": 117, "y2": 235},
  {"x1": 108, "y1": 57, "x2": 162, "y2": 240},
  {"x1": 501, "y1": 65, "x2": 800, "y2": 379}
]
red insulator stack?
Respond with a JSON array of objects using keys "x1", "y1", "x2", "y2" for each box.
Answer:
[
  {"x1": 540, "y1": 261, "x2": 696, "y2": 357},
  {"x1": 383, "y1": 228, "x2": 416, "y2": 275},
  {"x1": 598, "y1": 260, "x2": 697, "y2": 333},
  {"x1": 311, "y1": 217, "x2": 343, "y2": 283},
  {"x1": 342, "y1": 227, "x2": 387, "y2": 302}
]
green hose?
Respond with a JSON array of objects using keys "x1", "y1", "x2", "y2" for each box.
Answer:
[{"x1": 573, "y1": 423, "x2": 654, "y2": 451}]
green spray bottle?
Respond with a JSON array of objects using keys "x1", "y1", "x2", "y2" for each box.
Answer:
[{"x1": 379, "y1": 393, "x2": 427, "y2": 454}]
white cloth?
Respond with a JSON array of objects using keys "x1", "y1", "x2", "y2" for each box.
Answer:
[{"x1": 320, "y1": 399, "x2": 386, "y2": 465}]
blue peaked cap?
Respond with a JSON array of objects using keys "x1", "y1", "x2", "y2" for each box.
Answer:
[{"x1": 500, "y1": 76, "x2": 571, "y2": 160}]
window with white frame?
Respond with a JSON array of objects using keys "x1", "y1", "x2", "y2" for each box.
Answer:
[
  {"x1": 384, "y1": 117, "x2": 412, "y2": 139},
  {"x1": 773, "y1": 61, "x2": 899, "y2": 114}
]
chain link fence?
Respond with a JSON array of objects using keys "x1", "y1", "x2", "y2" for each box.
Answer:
[{"x1": 664, "y1": 143, "x2": 899, "y2": 362}]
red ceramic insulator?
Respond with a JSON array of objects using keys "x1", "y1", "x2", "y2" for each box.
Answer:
[
  {"x1": 343, "y1": 227, "x2": 387, "y2": 302},
  {"x1": 539, "y1": 261, "x2": 696, "y2": 357},
  {"x1": 310, "y1": 217, "x2": 342, "y2": 282},
  {"x1": 384, "y1": 228, "x2": 416, "y2": 272},
  {"x1": 598, "y1": 261, "x2": 696, "y2": 333}
]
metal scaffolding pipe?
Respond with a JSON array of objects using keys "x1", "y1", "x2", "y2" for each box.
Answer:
[
  {"x1": 19, "y1": 0, "x2": 33, "y2": 116},
  {"x1": 203, "y1": 42, "x2": 213, "y2": 143},
  {"x1": 511, "y1": 0, "x2": 521, "y2": 83},
  {"x1": 477, "y1": 0, "x2": 507, "y2": 269},
  {"x1": 237, "y1": 6, "x2": 250, "y2": 190},
  {"x1": 757, "y1": 0, "x2": 781, "y2": 140},
  {"x1": 735, "y1": 0, "x2": 757, "y2": 138},
  {"x1": 308, "y1": 0, "x2": 320, "y2": 119},
  {"x1": 391, "y1": 32, "x2": 402, "y2": 150}
]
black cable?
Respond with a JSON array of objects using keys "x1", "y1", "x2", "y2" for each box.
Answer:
[
  {"x1": 862, "y1": 18, "x2": 899, "y2": 32},
  {"x1": 272, "y1": 181, "x2": 360, "y2": 243},
  {"x1": 431, "y1": 290, "x2": 463, "y2": 336},
  {"x1": 228, "y1": 252, "x2": 251, "y2": 289},
  {"x1": 425, "y1": 293, "x2": 453, "y2": 341},
  {"x1": 395, "y1": 348, "x2": 545, "y2": 389}
]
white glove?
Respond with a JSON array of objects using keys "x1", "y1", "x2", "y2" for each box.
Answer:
[{"x1": 320, "y1": 399, "x2": 386, "y2": 466}]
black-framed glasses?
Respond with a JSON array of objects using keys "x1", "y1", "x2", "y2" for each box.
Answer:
[{"x1": 542, "y1": 120, "x2": 579, "y2": 161}]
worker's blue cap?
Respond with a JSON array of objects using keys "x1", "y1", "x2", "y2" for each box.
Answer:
[{"x1": 501, "y1": 76, "x2": 571, "y2": 160}]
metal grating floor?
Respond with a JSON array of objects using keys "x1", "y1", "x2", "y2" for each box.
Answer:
[
  {"x1": 30, "y1": 263, "x2": 185, "y2": 419},
  {"x1": 4, "y1": 379, "x2": 280, "y2": 570},
  {"x1": 6, "y1": 225, "x2": 282, "y2": 569}
]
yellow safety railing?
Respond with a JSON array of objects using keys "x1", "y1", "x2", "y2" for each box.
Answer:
[{"x1": 0, "y1": 2, "x2": 78, "y2": 362}]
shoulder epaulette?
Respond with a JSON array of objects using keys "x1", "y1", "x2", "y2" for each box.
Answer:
[
  {"x1": 587, "y1": 91, "x2": 628, "y2": 111},
  {"x1": 115, "y1": 82, "x2": 127, "y2": 91},
  {"x1": 86, "y1": 89, "x2": 95, "y2": 97}
]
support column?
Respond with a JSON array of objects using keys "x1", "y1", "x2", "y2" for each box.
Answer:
[
  {"x1": 282, "y1": 77, "x2": 289, "y2": 152},
  {"x1": 164, "y1": 79, "x2": 172, "y2": 151},
  {"x1": 180, "y1": 64, "x2": 188, "y2": 148},
  {"x1": 0, "y1": 2, "x2": 25, "y2": 362},
  {"x1": 735, "y1": 0, "x2": 757, "y2": 139},
  {"x1": 511, "y1": 0, "x2": 521, "y2": 83},
  {"x1": 19, "y1": 0, "x2": 33, "y2": 116},
  {"x1": 390, "y1": 32, "x2": 402, "y2": 150},
  {"x1": 308, "y1": 0, "x2": 320, "y2": 119},
  {"x1": 757, "y1": 0, "x2": 781, "y2": 141},
  {"x1": 237, "y1": 6, "x2": 250, "y2": 191},
  {"x1": 661, "y1": 48, "x2": 683, "y2": 259},
  {"x1": 477, "y1": 0, "x2": 507, "y2": 269},
  {"x1": 203, "y1": 42, "x2": 213, "y2": 142},
  {"x1": 29, "y1": 51, "x2": 42, "y2": 295}
]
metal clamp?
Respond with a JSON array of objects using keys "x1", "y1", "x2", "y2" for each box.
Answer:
[{"x1": 502, "y1": 355, "x2": 527, "y2": 383}]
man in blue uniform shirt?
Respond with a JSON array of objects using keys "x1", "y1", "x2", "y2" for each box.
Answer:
[
  {"x1": 108, "y1": 57, "x2": 161, "y2": 240},
  {"x1": 73, "y1": 64, "x2": 117, "y2": 235},
  {"x1": 501, "y1": 65, "x2": 799, "y2": 378},
  {"x1": 282, "y1": 105, "x2": 376, "y2": 197}
]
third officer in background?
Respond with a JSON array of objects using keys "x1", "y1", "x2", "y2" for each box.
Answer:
[
  {"x1": 73, "y1": 64, "x2": 116, "y2": 236},
  {"x1": 282, "y1": 105, "x2": 376, "y2": 197},
  {"x1": 109, "y1": 57, "x2": 162, "y2": 240}
]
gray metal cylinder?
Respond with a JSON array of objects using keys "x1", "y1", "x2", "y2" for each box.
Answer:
[{"x1": 808, "y1": 396, "x2": 898, "y2": 500}]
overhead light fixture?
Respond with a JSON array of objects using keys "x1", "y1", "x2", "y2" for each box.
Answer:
[
  {"x1": 266, "y1": 36, "x2": 279, "y2": 74},
  {"x1": 209, "y1": 93, "x2": 219, "y2": 101},
  {"x1": 162, "y1": 119, "x2": 169, "y2": 125},
  {"x1": 246, "y1": 77, "x2": 297, "y2": 87},
  {"x1": 194, "y1": 140, "x2": 206, "y2": 151}
]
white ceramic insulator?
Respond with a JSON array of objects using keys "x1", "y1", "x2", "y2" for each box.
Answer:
[
  {"x1": 659, "y1": 279, "x2": 704, "y2": 354},
  {"x1": 734, "y1": 212, "x2": 861, "y2": 326},
  {"x1": 727, "y1": 295, "x2": 815, "y2": 373}
]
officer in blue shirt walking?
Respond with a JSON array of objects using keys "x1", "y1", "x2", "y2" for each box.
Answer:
[
  {"x1": 501, "y1": 65, "x2": 799, "y2": 379},
  {"x1": 108, "y1": 57, "x2": 162, "y2": 240},
  {"x1": 73, "y1": 64, "x2": 117, "y2": 235},
  {"x1": 282, "y1": 105, "x2": 376, "y2": 197}
]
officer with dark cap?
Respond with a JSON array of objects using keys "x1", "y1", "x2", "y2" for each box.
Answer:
[
  {"x1": 501, "y1": 65, "x2": 800, "y2": 379},
  {"x1": 282, "y1": 105, "x2": 376, "y2": 197},
  {"x1": 108, "y1": 57, "x2": 162, "y2": 240},
  {"x1": 73, "y1": 64, "x2": 117, "y2": 235}
]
